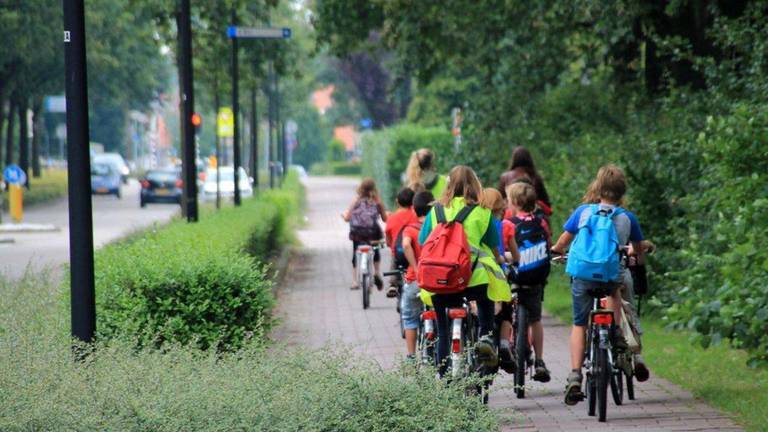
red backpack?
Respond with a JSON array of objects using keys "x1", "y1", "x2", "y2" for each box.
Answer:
[{"x1": 418, "y1": 204, "x2": 476, "y2": 294}]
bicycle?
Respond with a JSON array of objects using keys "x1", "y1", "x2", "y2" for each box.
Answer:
[
  {"x1": 552, "y1": 253, "x2": 622, "y2": 422},
  {"x1": 356, "y1": 241, "x2": 383, "y2": 310},
  {"x1": 445, "y1": 299, "x2": 494, "y2": 404},
  {"x1": 383, "y1": 268, "x2": 406, "y2": 339},
  {"x1": 508, "y1": 282, "x2": 541, "y2": 399}
]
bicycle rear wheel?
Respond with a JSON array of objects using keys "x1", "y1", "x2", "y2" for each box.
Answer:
[
  {"x1": 362, "y1": 274, "x2": 370, "y2": 309},
  {"x1": 597, "y1": 346, "x2": 609, "y2": 422},
  {"x1": 514, "y1": 305, "x2": 528, "y2": 399}
]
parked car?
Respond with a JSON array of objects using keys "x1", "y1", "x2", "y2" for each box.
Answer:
[
  {"x1": 201, "y1": 166, "x2": 253, "y2": 201},
  {"x1": 91, "y1": 162, "x2": 121, "y2": 198},
  {"x1": 140, "y1": 168, "x2": 183, "y2": 207},
  {"x1": 93, "y1": 153, "x2": 130, "y2": 183}
]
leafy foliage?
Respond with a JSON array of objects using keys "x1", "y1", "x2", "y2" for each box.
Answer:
[
  {"x1": 92, "y1": 171, "x2": 302, "y2": 351},
  {"x1": 0, "y1": 271, "x2": 498, "y2": 431}
]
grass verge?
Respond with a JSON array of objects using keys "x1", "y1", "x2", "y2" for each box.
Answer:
[{"x1": 544, "y1": 268, "x2": 768, "y2": 431}]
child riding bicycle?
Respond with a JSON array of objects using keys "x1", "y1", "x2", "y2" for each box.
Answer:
[
  {"x1": 499, "y1": 182, "x2": 552, "y2": 382},
  {"x1": 551, "y1": 164, "x2": 646, "y2": 406},
  {"x1": 384, "y1": 187, "x2": 418, "y2": 297},
  {"x1": 399, "y1": 191, "x2": 434, "y2": 360},
  {"x1": 343, "y1": 178, "x2": 388, "y2": 290}
]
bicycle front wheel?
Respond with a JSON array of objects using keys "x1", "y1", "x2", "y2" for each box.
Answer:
[
  {"x1": 362, "y1": 274, "x2": 370, "y2": 309},
  {"x1": 514, "y1": 305, "x2": 528, "y2": 399},
  {"x1": 611, "y1": 367, "x2": 623, "y2": 405}
]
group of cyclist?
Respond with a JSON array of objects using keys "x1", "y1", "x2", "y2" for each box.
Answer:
[{"x1": 342, "y1": 146, "x2": 651, "y2": 405}]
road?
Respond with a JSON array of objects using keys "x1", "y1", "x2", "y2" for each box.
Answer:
[
  {"x1": 273, "y1": 176, "x2": 741, "y2": 432},
  {"x1": 0, "y1": 180, "x2": 179, "y2": 280}
]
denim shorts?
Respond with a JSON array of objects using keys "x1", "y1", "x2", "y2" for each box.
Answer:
[
  {"x1": 401, "y1": 280, "x2": 423, "y2": 330},
  {"x1": 571, "y1": 278, "x2": 619, "y2": 326}
]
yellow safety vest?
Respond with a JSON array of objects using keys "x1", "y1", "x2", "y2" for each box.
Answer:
[{"x1": 419, "y1": 197, "x2": 510, "y2": 305}]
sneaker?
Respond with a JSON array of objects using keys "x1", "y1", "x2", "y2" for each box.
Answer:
[
  {"x1": 374, "y1": 275, "x2": 384, "y2": 291},
  {"x1": 498, "y1": 344, "x2": 516, "y2": 374},
  {"x1": 564, "y1": 370, "x2": 584, "y2": 405},
  {"x1": 474, "y1": 336, "x2": 499, "y2": 368},
  {"x1": 613, "y1": 333, "x2": 629, "y2": 354},
  {"x1": 533, "y1": 359, "x2": 551, "y2": 383},
  {"x1": 634, "y1": 354, "x2": 650, "y2": 382},
  {"x1": 386, "y1": 285, "x2": 398, "y2": 298}
]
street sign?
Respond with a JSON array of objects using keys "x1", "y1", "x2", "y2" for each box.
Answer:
[
  {"x1": 217, "y1": 107, "x2": 234, "y2": 137},
  {"x1": 44, "y1": 95, "x2": 67, "y2": 113},
  {"x1": 3, "y1": 164, "x2": 26, "y2": 185},
  {"x1": 226, "y1": 26, "x2": 292, "y2": 39},
  {"x1": 360, "y1": 118, "x2": 373, "y2": 129}
]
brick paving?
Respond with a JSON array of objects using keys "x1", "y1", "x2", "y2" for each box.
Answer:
[{"x1": 273, "y1": 176, "x2": 743, "y2": 432}]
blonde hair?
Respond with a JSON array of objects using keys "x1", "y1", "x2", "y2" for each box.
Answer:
[
  {"x1": 584, "y1": 164, "x2": 627, "y2": 204},
  {"x1": 405, "y1": 148, "x2": 435, "y2": 192},
  {"x1": 440, "y1": 165, "x2": 483, "y2": 206},
  {"x1": 506, "y1": 182, "x2": 537, "y2": 213},
  {"x1": 357, "y1": 178, "x2": 380, "y2": 201},
  {"x1": 480, "y1": 187, "x2": 505, "y2": 216}
]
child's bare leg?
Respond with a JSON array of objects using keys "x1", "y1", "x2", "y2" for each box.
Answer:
[
  {"x1": 500, "y1": 319, "x2": 513, "y2": 342},
  {"x1": 405, "y1": 329, "x2": 417, "y2": 355},
  {"x1": 531, "y1": 321, "x2": 544, "y2": 359},
  {"x1": 570, "y1": 325, "x2": 586, "y2": 370}
]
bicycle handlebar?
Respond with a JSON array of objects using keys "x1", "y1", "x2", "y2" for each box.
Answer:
[{"x1": 383, "y1": 270, "x2": 403, "y2": 277}]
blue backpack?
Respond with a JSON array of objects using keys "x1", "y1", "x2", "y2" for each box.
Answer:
[{"x1": 566, "y1": 205, "x2": 624, "y2": 283}]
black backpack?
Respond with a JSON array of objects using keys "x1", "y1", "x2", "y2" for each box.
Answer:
[
  {"x1": 509, "y1": 215, "x2": 550, "y2": 285},
  {"x1": 393, "y1": 223, "x2": 420, "y2": 269}
]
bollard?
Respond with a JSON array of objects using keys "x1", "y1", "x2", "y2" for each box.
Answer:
[{"x1": 9, "y1": 184, "x2": 22, "y2": 223}]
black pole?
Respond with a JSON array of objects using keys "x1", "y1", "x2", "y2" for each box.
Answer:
[
  {"x1": 177, "y1": 0, "x2": 197, "y2": 221},
  {"x1": 63, "y1": 0, "x2": 95, "y2": 344},
  {"x1": 268, "y1": 61, "x2": 275, "y2": 189},
  {"x1": 250, "y1": 84, "x2": 258, "y2": 192},
  {"x1": 230, "y1": 12, "x2": 241, "y2": 206},
  {"x1": 214, "y1": 91, "x2": 221, "y2": 209},
  {"x1": 275, "y1": 74, "x2": 284, "y2": 180}
]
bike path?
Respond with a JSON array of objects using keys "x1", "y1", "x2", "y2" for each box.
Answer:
[{"x1": 273, "y1": 176, "x2": 742, "y2": 432}]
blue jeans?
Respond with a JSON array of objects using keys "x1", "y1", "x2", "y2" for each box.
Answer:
[
  {"x1": 401, "y1": 281, "x2": 423, "y2": 330},
  {"x1": 571, "y1": 278, "x2": 619, "y2": 326}
]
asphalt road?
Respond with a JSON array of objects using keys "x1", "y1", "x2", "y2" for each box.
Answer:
[{"x1": 0, "y1": 180, "x2": 179, "y2": 280}]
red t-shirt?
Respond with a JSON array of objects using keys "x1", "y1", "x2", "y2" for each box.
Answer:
[
  {"x1": 403, "y1": 223, "x2": 423, "y2": 282},
  {"x1": 384, "y1": 208, "x2": 418, "y2": 253}
]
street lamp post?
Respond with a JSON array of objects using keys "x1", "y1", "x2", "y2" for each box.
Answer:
[
  {"x1": 177, "y1": 0, "x2": 198, "y2": 222},
  {"x1": 230, "y1": 10, "x2": 242, "y2": 206},
  {"x1": 63, "y1": 0, "x2": 96, "y2": 344}
]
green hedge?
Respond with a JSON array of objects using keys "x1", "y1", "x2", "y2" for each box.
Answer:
[
  {"x1": 361, "y1": 124, "x2": 453, "y2": 205},
  {"x1": 1, "y1": 273, "x2": 499, "y2": 432},
  {"x1": 91, "y1": 171, "x2": 303, "y2": 351}
]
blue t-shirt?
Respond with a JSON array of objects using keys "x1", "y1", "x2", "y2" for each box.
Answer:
[{"x1": 563, "y1": 204, "x2": 644, "y2": 245}]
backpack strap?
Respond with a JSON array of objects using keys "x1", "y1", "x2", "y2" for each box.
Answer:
[
  {"x1": 434, "y1": 204, "x2": 447, "y2": 224},
  {"x1": 453, "y1": 204, "x2": 476, "y2": 224}
]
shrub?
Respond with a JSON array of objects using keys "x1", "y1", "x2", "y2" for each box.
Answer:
[
  {"x1": 91, "y1": 171, "x2": 303, "y2": 351},
  {"x1": 0, "y1": 273, "x2": 500, "y2": 432},
  {"x1": 663, "y1": 105, "x2": 768, "y2": 365}
]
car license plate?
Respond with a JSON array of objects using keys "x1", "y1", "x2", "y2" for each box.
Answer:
[
  {"x1": 96, "y1": 188, "x2": 108, "y2": 193},
  {"x1": 155, "y1": 188, "x2": 170, "y2": 196}
]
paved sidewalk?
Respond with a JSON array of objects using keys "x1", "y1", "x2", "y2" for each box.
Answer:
[{"x1": 273, "y1": 176, "x2": 742, "y2": 432}]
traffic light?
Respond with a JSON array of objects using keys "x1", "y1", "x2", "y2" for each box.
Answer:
[{"x1": 191, "y1": 112, "x2": 202, "y2": 134}]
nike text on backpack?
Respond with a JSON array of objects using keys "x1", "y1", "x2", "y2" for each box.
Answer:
[
  {"x1": 394, "y1": 223, "x2": 420, "y2": 269},
  {"x1": 348, "y1": 199, "x2": 381, "y2": 242},
  {"x1": 566, "y1": 205, "x2": 624, "y2": 283},
  {"x1": 417, "y1": 204, "x2": 476, "y2": 294},
  {"x1": 509, "y1": 215, "x2": 550, "y2": 285}
]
